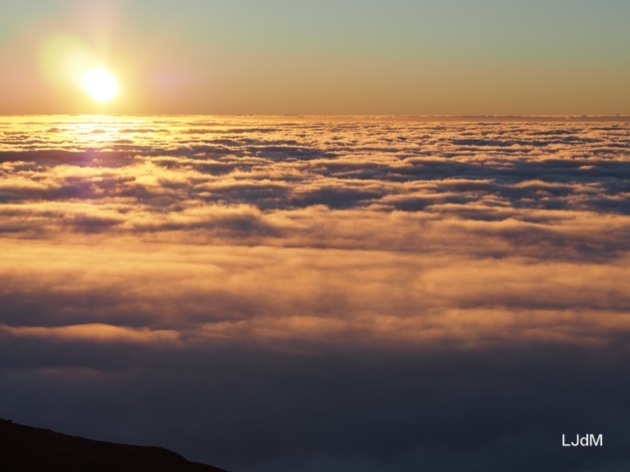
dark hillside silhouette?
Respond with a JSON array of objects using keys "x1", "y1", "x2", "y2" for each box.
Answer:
[{"x1": 0, "y1": 419, "x2": 228, "y2": 472}]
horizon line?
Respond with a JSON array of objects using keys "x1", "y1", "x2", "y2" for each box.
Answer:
[{"x1": 2, "y1": 114, "x2": 629, "y2": 122}]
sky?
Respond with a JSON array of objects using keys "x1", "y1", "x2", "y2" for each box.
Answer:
[
  {"x1": 1, "y1": 115, "x2": 629, "y2": 471},
  {"x1": 1, "y1": 0, "x2": 629, "y2": 114}
]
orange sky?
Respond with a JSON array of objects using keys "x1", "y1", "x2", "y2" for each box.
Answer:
[{"x1": 1, "y1": 0, "x2": 629, "y2": 115}]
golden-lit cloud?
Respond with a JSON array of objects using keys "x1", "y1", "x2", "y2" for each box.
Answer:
[
  {"x1": 1, "y1": 116, "x2": 629, "y2": 349},
  {"x1": 0, "y1": 323, "x2": 180, "y2": 345}
]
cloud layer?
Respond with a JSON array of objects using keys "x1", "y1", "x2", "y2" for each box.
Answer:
[{"x1": 1, "y1": 116, "x2": 629, "y2": 471}]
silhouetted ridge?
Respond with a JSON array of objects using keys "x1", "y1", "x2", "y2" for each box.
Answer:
[{"x1": 0, "y1": 419, "x2": 228, "y2": 472}]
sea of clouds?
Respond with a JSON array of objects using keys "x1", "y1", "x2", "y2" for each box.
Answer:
[{"x1": 1, "y1": 116, "x2": 629, "y2": 471}]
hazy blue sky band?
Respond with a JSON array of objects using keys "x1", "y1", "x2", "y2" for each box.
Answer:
[{"x1": 5, "y1": 0, "x2": 628, "y2": 56}]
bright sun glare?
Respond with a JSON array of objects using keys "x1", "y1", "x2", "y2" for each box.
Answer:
[{"x1": 79, "y1": 67, "x2": 119, "y2": 103}]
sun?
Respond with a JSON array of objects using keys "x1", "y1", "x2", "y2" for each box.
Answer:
[{"x1": 79, "y1": 67, "x2": 119, "y2": 103}]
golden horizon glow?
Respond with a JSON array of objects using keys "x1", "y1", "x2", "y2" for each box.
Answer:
[{"x1": 79, "y1": 67, "x2": 119, "y2": 104}]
